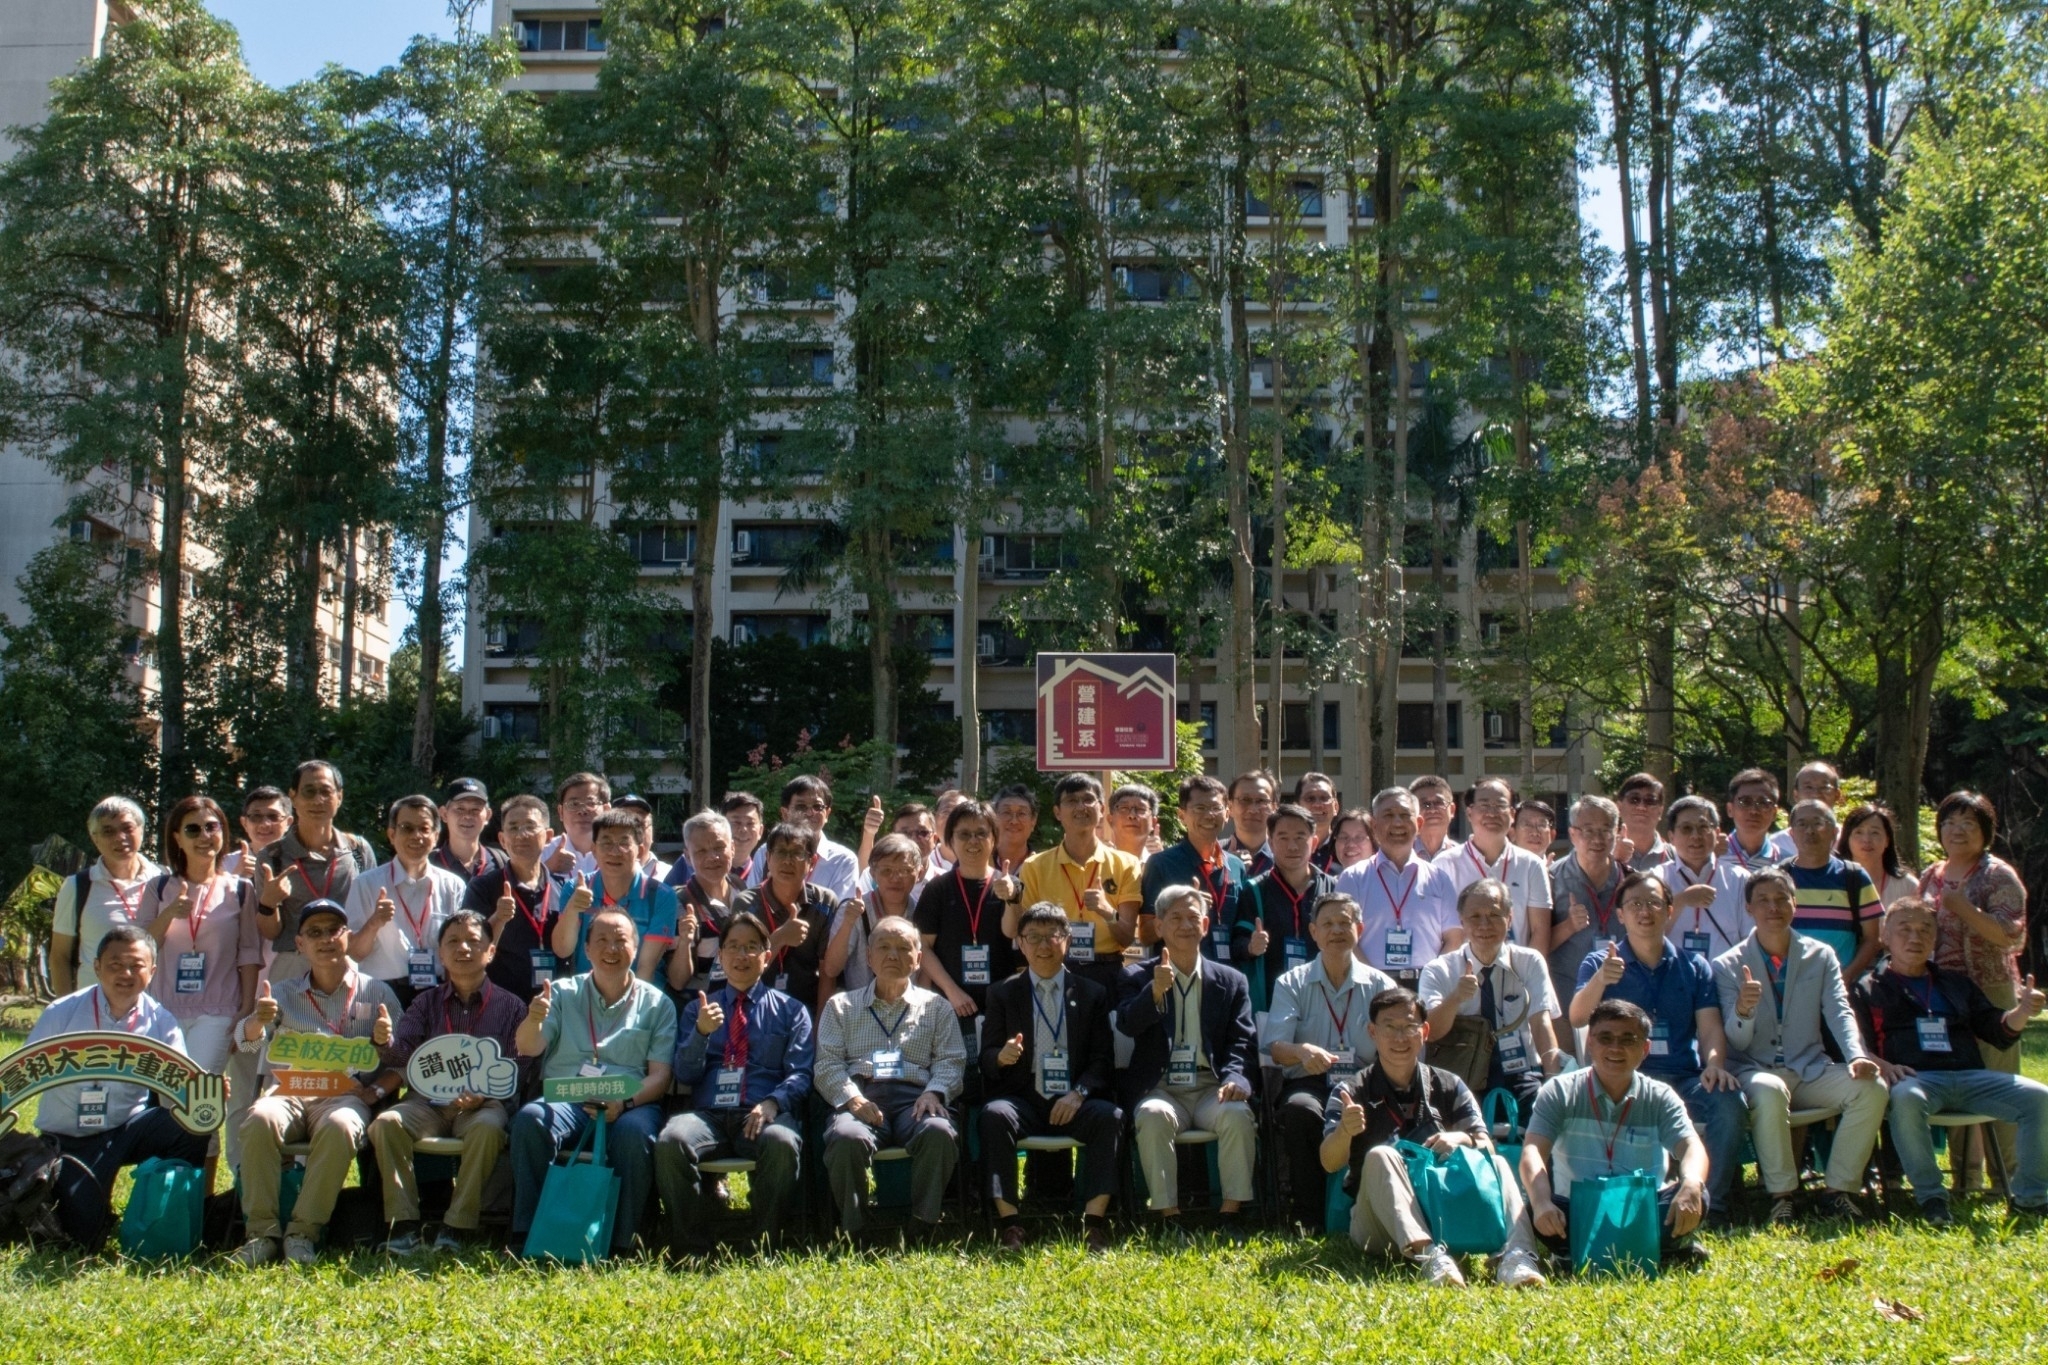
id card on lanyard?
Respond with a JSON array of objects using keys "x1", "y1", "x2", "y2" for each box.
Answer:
[
  {"x1": 1377, "y1": 860, "x2": 1418, "y2": 968},
  {"x1": 956, "y1": 871, "x2": 994, "y2": 984},
  {"x1": 173, "y1": 877, "x2": 220, "y2": 994}
]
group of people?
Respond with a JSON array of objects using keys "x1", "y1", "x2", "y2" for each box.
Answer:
[{"x1": 23, "y1": 757, "x2": 2047, "y2": 1285}]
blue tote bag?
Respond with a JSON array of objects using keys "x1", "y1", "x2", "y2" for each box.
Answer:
[
  {"x1": 119, "y1": 1157, "x2": 206, "y2": 1259},
  {"x1": 1568, "y1": 1170, "x2": 1661, "y2": 1276},
  {"x1": 1396, "y1": 1139, "x2": 1511, "y2": 1256},
  {"x1": 523, "y1": 1114, "x2": 620, "y2": 1264}
]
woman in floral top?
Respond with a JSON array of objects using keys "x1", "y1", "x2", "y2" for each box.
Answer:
[{"x1": 1918, "y1": 789, "x2": 2028, "y2": 1189}]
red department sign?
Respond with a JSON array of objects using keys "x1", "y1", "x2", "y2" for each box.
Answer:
[{"x1": 1035, "y1": 653, "x2": 1177, "y2": 771}]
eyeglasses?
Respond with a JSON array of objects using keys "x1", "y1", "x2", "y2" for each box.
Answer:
[
  {"x1": 1730, "y1": 796, "x2": 1778, "y2": 811},
  {"x1": 562, "y1": 799, "x2": 605, "y2": 815},
  {"x1": 786, "y1": 801, "x2": 830, "y2": 817},
  {"x1": 301, "y1": 925, "x2": 346, "y2": 942},
  {"x1": 244, "y1": 811, "x2": 286, "y2": 825},
  {"x1": 180, "y1": 820, "x2": 224, "y2": 838},
  {"x1": 1621, "y1": 794, "x2": 1663, "y2": 808},
  {"x1": 1573, "y1": 825, "x2": 1615, "y2": 841},
  {"x1": 1019, "y1": 931, "x2": 1067, "y2": 946},
  {"x1": 1375, "y1": 1022, "x2": 1424, "y2": 1038},
  {"x1": 1416, "y1": 797, "x2": 1452, "y2": 812},
  {"x1": 1589, "y1": 1032, "x2": 1644, "y2": 1048},
  {"x1": 952, "y1": 828, "x2": 991, "y2": 843},
  {"x1": 1468, "y1": 799, "x2": 1512, "y2": 813}
]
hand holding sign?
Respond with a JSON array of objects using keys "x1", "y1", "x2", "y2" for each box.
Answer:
[{"x1": 405, "y1": 1034, "x2": 521, "y2": 1104}]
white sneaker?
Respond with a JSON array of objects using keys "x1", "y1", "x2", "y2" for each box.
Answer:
[
  {"x1": 234, "y1": 1236, "x2": 280, "y2": 1267},
  {"x1": 283, "y1": 1234, "x2": 320, "y2": 1266},
  {"x1": 1410, "y1": 1243, "x2": 1467, "y2": 1287},
  {"x1": 1495, "y1": 1246, "x2": 1547, "y2": 1289}
]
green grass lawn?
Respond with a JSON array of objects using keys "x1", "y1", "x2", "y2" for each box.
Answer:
[{"x1": 1, "y1": 1024, "x2": 2044, "y2": 1363}]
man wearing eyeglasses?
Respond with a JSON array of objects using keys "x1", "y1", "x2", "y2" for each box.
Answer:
[
  {"x1": 660, "y1": 911, "x2": 812, "y2": 1254},
  {"x1": 1614, "y1": 773, "x2": 1673, "y2": 872},
  {"x1": 1409, "y1": 775, "x2": 1461, "y2": 865},
  {"x1": 1444, "y1": 778, "x2": 1552, "y2": 954},
  {"x1": 1520, "y1": 998, "x2": 1712, "y2": 1269},
  {"x1": 1545, "y1": 796, "x2": 1626, "y2": 1012},
  {"x1": 1722, "y1": 769, "x2": 1785, "y2": 874},
  {"x1": 978, "y1": 903, "x2": 1122, "y2": 1252},
  {"x1": 1222, "y1": 771, "x2": 1278, "y2": 876},
  {"x1": 814, "y1": 917, "x2": 964, "y2": 1242},
  {"x1": 543, "y1": 771, "x2": 609, "y2": 878},
  {"x1": 740, "y1": 775, "x2": 862, "y2": 902},
  {"x1": 1766, "y1": 762, "x2": 1843, "y2": 862}
]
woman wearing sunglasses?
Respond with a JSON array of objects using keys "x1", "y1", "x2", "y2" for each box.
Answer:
[{"x1": 142, "y1": 794, "x2": 264, "y2": 1178}]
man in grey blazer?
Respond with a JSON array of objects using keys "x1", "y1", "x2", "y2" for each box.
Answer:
[{"x1": 1713, "y1": 868, "x2": 1888, "y2": 1224}]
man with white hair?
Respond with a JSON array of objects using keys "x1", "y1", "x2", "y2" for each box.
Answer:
[
  {"x1": 1545, "y1": 795, "x2": 1626, "y2": 1010},
  {"x1": 813, "y1": 916, "x2": 965, "y2": 1240},
  {"x1": 1333, "y1": 788, "x2": 1462, "y2": 989},
  {"x1": 1766, "y1": 762, "x2": 1843, "y2": 861}
]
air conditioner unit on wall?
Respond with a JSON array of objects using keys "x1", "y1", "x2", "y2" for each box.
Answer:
[
  {"x1": 482, "y1": 716, "x2": 501, "y2": 740},
  {"x1": 1487, "y1": 712, "x2": 1504, "y2": 740},
  {"x1": 732, "y1": 530, "x2": 753, "y2": 562},
  {"x1": 977, "y1": 634, "x2": 998, "y2": 659},
  {"x1": 731, "y1": 621, "x2": 756, "y2": 645}
]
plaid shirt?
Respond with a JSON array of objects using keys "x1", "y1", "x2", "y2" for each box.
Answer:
[{"x1": 814, "y1": 981, "x2": 965, "y2": 1108}]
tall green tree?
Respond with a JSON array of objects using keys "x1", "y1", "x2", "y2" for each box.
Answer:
[{"x1": 0, "y1": 0, "x2": 274, "y2": 810}]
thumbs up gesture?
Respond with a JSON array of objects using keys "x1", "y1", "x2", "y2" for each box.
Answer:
[
  {"x1": 566, "y1": 870, "x2": 593, "y2": 916},
  {"x1": 369, "y1": 888, "x2": 396, "y2": 930},
  {"x1": 1336, "y1": 1085, "x2": 1366, "y2": 1137},
  {"x1": 1081, "y1": 867, "x2": 1110, "y2": 917},
  {"x1": 1599, "y1": 940, "x2": 1627, "y2": 985},
  {"x1": 1614, "y1": 833, "x2": 1636, "y2": 866},
  {"x1": 992, "y1": 858, "x2": 1019, "y2": 902},
  {"x1": 250, "y1": 979, "x2": 279, "y2": 1032},
  {"x1": 491, "y1": 890, "x2": 516, "y2": 932},
  {"x1": 1247, "y1": 917, "x2": 1269, "y2": 956},
  {"x1": 1152, "y1": 953, "x2": 1176, "y2": 1002},
  {"x1": 863, "y1": 794, "x2": 885, "y2": 836},
  {"x1": 1736, "y1": 964, "x2": 1764, "y2": 1018},
  {"x1": 998, "y1": 1032, "x2": 1025, "y2": 1067},
  {"x1": 2018, "y1": 973, "x2": 2045, "y2": 1020},
  {"x1": 1453, "y1": 960, "x2": 1481, "y2": 1004},
  {"x1": 526, "y1": 978, "x2": 553, "y2": 1022},
  {"x1": 768, "y1": 911, "x2": 810, "y2": 951},
  {"x1": 695, "y1": 989, "x2": 725, "y2": 1036},
  {"x1": 373, "y1": 1002, "x2": 393, "y2": 1046},
  {"x1": 1565, "y1": 897, "x2": 1591, "y2": 936}
]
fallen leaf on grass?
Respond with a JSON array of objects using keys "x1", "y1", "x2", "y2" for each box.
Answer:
[
  {"x1": 1949, "y1": 1354, "x2": 1978, "y2": 1363},
  {"x1": 1874, "y1": 1297, "x2": 1924, "y2": 1323},
  {"x1": 1814, "y1": 1258, "x2": 1860, "y2": 1282}
]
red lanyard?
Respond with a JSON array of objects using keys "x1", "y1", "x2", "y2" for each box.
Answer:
[
  {"x1": 1587, "y1": 876, "x2": 1619, "y2": 936},
  {"x1": 1589, "y1": 1072, "x2": 1637, "y2": 1168},
  {"x1": 305, "y1": 980, "x2": 359, "y2": 1035},
  {"x1": 91, "y1": 987, "x2": 142, "y2": 1032},
  {"x1": 1267, "y1": 874, "x2": 1309, "y2": 933},
  {"x1": 1465, "y1": 843, "x2": 1504, "y2": 882},
  {"x1": 174, "y1": 875, "x2": 225, "y2": 943},
  {"x1": 1317, "y1": 980, "x2": 1354, "y2": 1037},
  {"x1": 955, "y1": 869, "x2": 991, "y2": 942},
  {"x1": 440, "y1": 982, "x2": 497, "y2": 1036},
  {"x1": 759, "y1": 886, "x2": 795, "y2": 967},
  {"x1": 293, "y1": 856, "x2": 340, "y2": 900},
  {"x1": 1375, "y1": 859, "x2": 1417, "y2": 926},
  {"x1": 509, "y1": 875, "x2": 553, "y2": 940},
  {"x1": 600, "y1": 872, "x2": 643, "y2": 910},
  {"x1": 1197, "y1": 848, "x2": 1229, "y2": 909},
  {"x1": 106, "y1": 875, "x2": 142, "y2": 925},
  {"x1": 390, "y1": 866, "x2": 431, "y2": 945}
]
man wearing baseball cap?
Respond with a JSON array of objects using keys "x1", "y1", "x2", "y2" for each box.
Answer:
[
  {"x1": 433, "y1": 779, "x2": 506, "y2": 882},
  {"x1": 234, "y1": 898, "x2": 401, "y2": 1266}
]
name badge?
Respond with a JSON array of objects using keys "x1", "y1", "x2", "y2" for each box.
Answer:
[
  {"x1": 1384, "y1": 926, "x2": 1414, "y2": 968},
  {"x1": 579, "y1": 1061, "x2": 606, "y2": 1079},
  {"x1": 711, "y1": 1066, "x2": 745, "y2": 1109},
  {"x1": 175, "y1": 952, "x2": 206, "y2": 994},
  {"x1": 1067, "y1": 923, "x2": 1096, "y2": 964},
  {"x1": 1208, "y1": 925, "x2": 1232, "y2": 958},
  {"x1": 1329, "y1": 1047, "x2": 1356, "y2": 1070},
  {"x1": 1682, "y1": 931, "x2": 1711, "y2": 957},
  {"x1": 870, "y1": 1048, "x2": 905, "y2": 1081},
  {"x1": 529, "y1": 949, "x2": 556, "y2": 985},
  {"x1": 1916, "y1": 1016, "x2": 1952, "y2": 1053},
  {"x1": 773, "y1": 972, "x2": 791, "y2": 995},
  {"x1": 961, "y1": 943, "x2": 992, "y2": 985},
  {"x1": 699, "y1": 938, "x2": 726, "y2": 985},
  {"x1": 1497, "y1": 1033, "x2": 1530, "y2": 1073},
  {"x1": 408, "y1": 950, "x2": 438, "y2": 989},
  {"x1": 1647, "y1": 1021, "x2": 1672, "y2": 1057},
  {"x1": 1167, "y1": 1043, "x2": 1198, "y2": 1087},
  {"x1": 1283, "y1": 937, "x2": 1311, "y2": 970},
  {"x1": 1039, "y1": 1049, "x2": 1071, "y2": 1096},
  {"x1": 77, "y1": 1086, "x2": 109, "y2": 1129},
  {"x1": 1770, "y1": 1046, "x2": 1786, "y2": 1068}
]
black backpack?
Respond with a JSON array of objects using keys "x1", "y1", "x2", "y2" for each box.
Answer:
[{"x1": 0, "y1": 1131, "x2": 67, "y2": 1245}]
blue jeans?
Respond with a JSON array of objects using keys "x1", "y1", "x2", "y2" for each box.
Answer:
[
  {"x1": 1887, "y1": 1069, "x2": 2048, "y2": 1205},
  {"x1": 510, "y1": 1100, "x2": 664, "y2": 1253},
  {"x1": 1659, "y1": 1071, "x2": 1747, "y2": 1210}
]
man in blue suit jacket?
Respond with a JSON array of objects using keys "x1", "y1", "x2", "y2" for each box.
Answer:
[{"x1": 1118, "y1": 883, "x2": 1259, "y2": 1240}]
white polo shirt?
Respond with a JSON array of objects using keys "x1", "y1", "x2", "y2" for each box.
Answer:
[
  {"x1": 1335, "y1": 852, "x2": 1458, "y2": 976},
  {"x1": 1443, "y1": 839, "x2": 1554, "y2": 946},
  {"x1": 1657, "y1": 857, "x2": 1753, "y2": 961},
  {"x1": 343, "y1": 859, "x2": 468, "y2": 982}
]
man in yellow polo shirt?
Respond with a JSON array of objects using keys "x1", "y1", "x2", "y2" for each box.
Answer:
[{"x1": 1015, "y1": 775, "x2": 1143, "y2": 993}]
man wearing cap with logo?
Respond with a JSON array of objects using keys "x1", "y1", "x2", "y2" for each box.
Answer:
[
  {"x1": 234, "y1": 899, "x2": 402, "y2": 1266},
  {"x1": 432, "y1": 778, "x2": 506, "y2": 882}
]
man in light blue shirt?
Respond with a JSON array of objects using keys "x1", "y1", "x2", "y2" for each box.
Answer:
[{"x1": 25, "y1": 926, "x2": 208, "y2": 1247}]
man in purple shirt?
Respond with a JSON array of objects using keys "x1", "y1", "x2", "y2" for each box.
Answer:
[{"x1": 368, "y1": 911, "x2": 529, "y2": 1253}]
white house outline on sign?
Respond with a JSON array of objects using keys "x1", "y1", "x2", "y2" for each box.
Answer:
[{"x1": 1039, "y1": 655, "x2": 1175, "y2": 765}]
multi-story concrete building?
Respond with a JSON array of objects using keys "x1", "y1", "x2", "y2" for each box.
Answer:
[
  {"x1": 468, "y1": 2, "x2": 1589, "y2": 808},
  {"x1": 0, "y1": 0, "x2": 395, "y2": 710}
]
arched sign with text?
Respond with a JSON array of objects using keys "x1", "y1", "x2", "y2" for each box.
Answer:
[
  {"x1": 405, "y1": 1035, "x2": 520, "y2": 1103},
  {"x1": 0, "y1": 1032, "x2": 226, "y2": 1135}
]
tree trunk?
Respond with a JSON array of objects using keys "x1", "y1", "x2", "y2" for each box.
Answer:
[
  {"x1": 866, "y1": 531, "x2": 899, "y2": 789},
  {"x1": 411, "y1": 222, "x2": 461, "y2": 775},
  {"x1": 155, "y1": 387, "x2": 190, "y2": 811},
  {"x1": 1224, "y1": 66, "x2": 1259, "y2": 776},
  {"x1": 1430, "y1": 499, "x2": 1448, "y2": 776},
  {"x1": 1873, "y1": 606, "x2": 1943, "y2": 864},
  {"x1": 1380, "y1": 327, "x2": 1411, "y2": 791},
  {"x1": 958, "y1": 511, "x2": 980, "y2": 794},
  {"x1": 339, "y1": 524, "x2": 358, "y2": 706},
  {"x1": 1345, "y1": 160, "x2": 1379, "y2": 804},
  {"x1": 690, "y1": 476, "x2": 721, "y2": 805}
]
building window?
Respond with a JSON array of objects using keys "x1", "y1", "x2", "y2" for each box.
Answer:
[
  {"x1": 982, "y1": 708, "x2": 1037, "y2": 746},
  {"x1": 1282, "y1": 701, "x2": 1310, "y2": 751},
  {"x1": 485, "y1": 704, "x2": 544, "y2": 744},
  {"x1": 972, "y1": 620, "x2": 1030, "y2": 666},
  {"x1": 486, "y1": 616, "x2": 545, "y2": 658},
  {"x1": 623, "y1": 521, "x2": 695, "y2": 567},
  {"x1": 516, "y1": 17, "x2": 605, "y2": 53},
  {"x1": 1323, "y1": 700, "x2": 1341, "y2": 752},
  {"x1": 1177, "y1": 700, "x2": 1218, "y2": 748},
  {"x1": 731, "y1": 523, "x2": 819, "y2": 567},
  {"x1": 729, "y1": 613, "x2": 832, "y2": 647},
  {"x1": 1397, "y1": 701, "x2": 1461, "y2": 750},
  {"x1": 1482, "y1": 706, "x2": 1520, "y2": 749},
  {"x1": 908, "y1": 613, "x2": 955, "y2": 657},
  {"x1": 1246, "y1": 179, "x2": 1323, "y2": 219}
]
